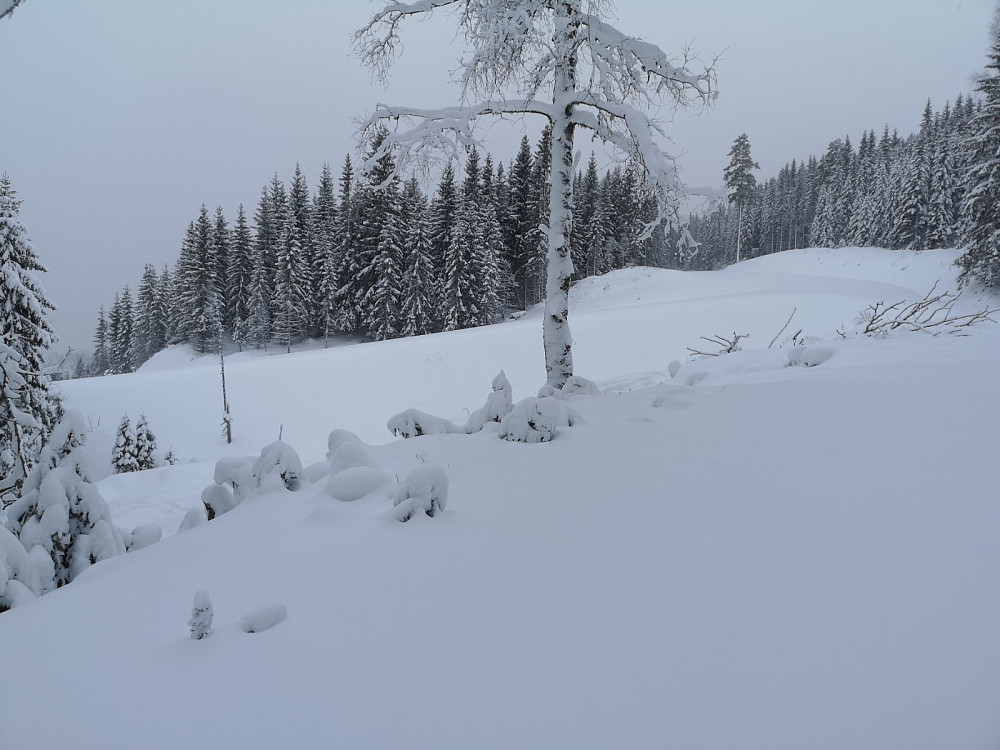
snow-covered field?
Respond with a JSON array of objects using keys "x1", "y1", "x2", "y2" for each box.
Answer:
[{"x1": 2, "y1": 247, "x2": 998, "y2": 750}]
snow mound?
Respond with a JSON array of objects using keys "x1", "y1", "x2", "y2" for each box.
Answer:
[
  {"x1": 326, "y1": 466, "x2": 390, "y2": 502},
  {"x1": 240, "y1": 604, "x2": 287, "y2": 634}
]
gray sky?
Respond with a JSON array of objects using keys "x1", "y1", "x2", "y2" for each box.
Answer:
[{"x1": 0, "y1": 0, "x2": 994, "y2": 353}]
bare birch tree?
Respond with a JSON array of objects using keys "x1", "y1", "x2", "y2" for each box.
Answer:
[{"x1": 356, "y1": 0, "x2": 715, "y2": 387}]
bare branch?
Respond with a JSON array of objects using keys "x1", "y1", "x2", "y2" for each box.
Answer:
[
  {"x1": 354, "y1": 0, "x2": 463, "y2": 83},
  {"x1": 687, "y1": 332, "x2": 749, "y2": 358}
]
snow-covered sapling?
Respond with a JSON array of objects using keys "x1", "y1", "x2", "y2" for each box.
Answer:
[
  {"x1": 111, "y1": 415, "x2": 140, "y2": 474},
  {"x1": 134, "y1": 414, "x2": 158, "y2": 470},
  {"x1": 189, "y1": 589, "x2": 213, "y2": 640}
]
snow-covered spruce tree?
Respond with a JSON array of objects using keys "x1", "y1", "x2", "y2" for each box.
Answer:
[
  {"x1": 723, "y1": 133, "x2": 760, "y2": 263},
  {"x1": 134, "y1": 414, "x2": 157, "y2": 471},
  {"x1": 5, "y1": 410, "x2": 125, "y2": 590},
  {"x1": 0, "y1": 173, "x2": 60, "y2": 490},
  {"x1": 111, "y1": 415, "x2": 140, "y2": 474},
  {"x1": 958, "y1": 12, "x2": 1000, "y2": 287},
  {"x1": 228, "y1": 204, "x2": 254, "y2": 339},
  {"x1": 272, "y1": 203, "x2": 310, "y2": 353},
  {"x1": 355, "y1": 0, "x2": 715, "y2": 387},
  {"x1": 91, "y1": 307, "x2": 110, "y2": 377},
  {"x1": 313, "y1": 163, "x2": 340, "y2": 344}
]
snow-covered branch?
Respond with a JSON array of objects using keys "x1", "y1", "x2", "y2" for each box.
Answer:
[
  {"x1": 359, "y1": 99, "x2": 556, "y2": 179},
  {"x1": 354, "y1": 0, "x2": 462, "y2": 82}
]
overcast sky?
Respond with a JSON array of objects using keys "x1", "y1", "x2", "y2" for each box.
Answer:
[{"x1": 0, "y1": 0, "x2": 995, "y2": 353}]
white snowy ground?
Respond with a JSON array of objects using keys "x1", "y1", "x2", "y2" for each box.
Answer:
[{"x1": 2, "y1": 247, "x2": 999, "y2": 749}]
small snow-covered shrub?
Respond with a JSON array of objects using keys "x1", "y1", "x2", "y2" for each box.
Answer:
[
  {"x1": 499, "y1": 397, "x2": 578, "y2": 443},
  {"x1": 326, "y1": 466, "x2": 389, "y2": 502},
  {"x1": 126, "y1": 524, "x2": 161, "y2": 552},
  {"x1": 391, "y1": 463, "x2": 449, "y2": 522},
  {"x1": 465, "y1": 370, "x2": 514, "y2": 432},
  {"x1": 178, "y1": 506, "x2": 207, "y2": 532},
  {"x1": 0, "y1": 525, "x2": 40, "y2": 612},
  {"x1": 537, "y1": 374, "x2": 601, "y2": 400},
  {"x1": 251, "y1": 440, "x2": 303, "y2": 492},
  {"x1": 240, "y1": 603, "x2": 287, "y2": 633},
  {"x1": 202, "y1": 484, "x2": 237, "y2": 520},
  {"x1": 189, "y1": 590, "x2": 213, "y2": 640},
  {"x1": 213, "y1": 457, "x2": 255, "y2": 501},
  {"x1": 387, "y1": 408, "x2": 462, "y2": 439},
  {"x1": 388, "y1": 371, "x2": 516, "y2": 439}
]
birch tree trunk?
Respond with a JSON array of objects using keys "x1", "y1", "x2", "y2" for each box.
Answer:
[{"x1": 543, "y1": 2, "x2": 578, "y2": 388}]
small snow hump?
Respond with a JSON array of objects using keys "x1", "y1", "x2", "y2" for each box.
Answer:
[{"x1": 239, "y1": 604, "x2": 288, "y2": 634}]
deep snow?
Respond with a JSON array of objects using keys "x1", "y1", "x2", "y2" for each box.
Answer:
[{"x1": 1, "y1": 247, "x2": 998, "y2": 750}]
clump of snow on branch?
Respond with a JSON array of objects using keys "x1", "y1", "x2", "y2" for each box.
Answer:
[
  {"x1": 391, "y1": 463, "x2": 449, "y2": 522},
  {"x1": 326, "y1": 467, "x2": 390, "y2": 503}
]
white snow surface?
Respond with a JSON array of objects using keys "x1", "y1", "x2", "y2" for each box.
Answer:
[{"x1": 1, "y1": 247, "x2": 998, "y2": 749}]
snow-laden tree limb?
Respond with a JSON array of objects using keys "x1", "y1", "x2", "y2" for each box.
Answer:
[
  {"x1": 355, "y1": 0, "x2": 717, "y2": 387},
  {"x1": 0, "y1": 0, "x2": 25, "y2": 21}
]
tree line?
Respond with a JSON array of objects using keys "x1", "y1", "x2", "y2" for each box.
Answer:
[
  {"x1": 84, "y1": 130, "x2": 672, "y2": 376},
  {"x1": 685, "y1": 94, "x2": 983, "y2": 269}
]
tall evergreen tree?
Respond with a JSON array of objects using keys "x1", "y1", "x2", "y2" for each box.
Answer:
[
  {"x1": 228, "y1": 204, "x2": 254, "y2": 336},
  {"x1": 958, "y1": 15, "x2": 1000, "y2": 286},
  {"x1": 723, "y1": 133, "x2": 760, "y2": 263},
  {"x1": 0, "y1": 173, "x2": 60, "y2": 487}
]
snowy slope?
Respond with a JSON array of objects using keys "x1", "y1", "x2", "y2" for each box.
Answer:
[{"x1": 2, "y1": 248, "x2": 998, "y2": 750}]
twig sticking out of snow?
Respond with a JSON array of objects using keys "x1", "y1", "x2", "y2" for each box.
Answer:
[
  {"x1": 687, "y1": 332, "x2": 749, "y2": 358},
  {"x1": 768, "y1": 308, "x2": 797, "y2": 349}
]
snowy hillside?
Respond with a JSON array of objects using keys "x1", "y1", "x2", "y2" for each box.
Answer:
[{"x1": 2, "y1": 248, "x2": 999, "y2": 750}]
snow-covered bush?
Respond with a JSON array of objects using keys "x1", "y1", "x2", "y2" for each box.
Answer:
[
  {"x1": 0, "y1": 524, "x2": 40, "y2": 612},
  {"x1": 499, "y1": 397, "x2": 578, "y2": 443},
  {"x1": 5, "y1": 412, "x2": 125, "y2": 589},
  {"x1": 537, "y1": 374, "x2": 601, "y2": 399},
  {"x1": 388, "y1": 371, "x2": 515, "y2": 439},
  {"x1": 251, "y1": 440, "x2": 303, "y2": 492},
  {"x1": 464, "y1": 370, "x2": 514, "y2": 432},
  {"x1": 213, "y1": 456, "x2": 255, "y2": 501},
  {"x1": 189, "y1": 590, "x2": 213, "y2": 640},
  {"x1": 387, "y1": 408, "x2": 462, "y2": 439},
  {"x1": 202, "y1": 484, "x2": 237, "y2": 520},
  {"x1": 391, "y1": 463, "x2": 449, "y2": 522},
  {"x1": 111, "y1": 415, "x2": 140, "y2": 474},
  {"x1": 178, "y1": 506, "x2": 207, "y2": 532},
  {"x1": 240, "y1": 603, "x2": 287, "y2": 634},
  {"x1": 125, "y1": 523, "x2": 161, "y2": 552}
]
